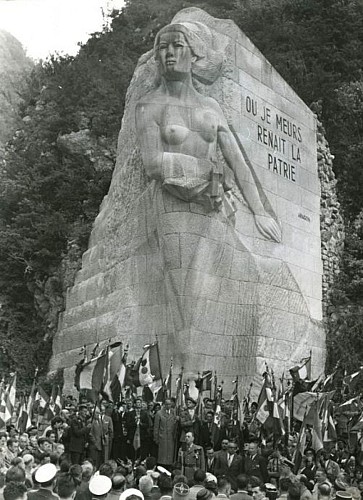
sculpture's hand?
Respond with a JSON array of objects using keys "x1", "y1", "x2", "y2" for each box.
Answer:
[{"x1": 254, "y1": 213, "x2": 282, "y2": 243}]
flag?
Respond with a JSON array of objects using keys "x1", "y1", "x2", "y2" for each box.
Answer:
[
  {"x1": 35, "y1": 386, "x2": 49, "y2": 408},
  {"x1": 311, "y1": 401, "x2": 323, "y2": 452},
  {"x1": 290, "y1": 355, "x2": 312, "y2": 382},
  {"x1": 196, "y1": 371, "x2": 213, "y2": 392},
  {"x1": 25, "y1": 368, "x2": 38, "y2": 428},
  {"x1": 74, "y1": 350, "x2": 108, "y2": 393},
  {"x1": 2, "y1": 373, "x2": 16, "y2": 425},
  {"x1": 103, "y1": 342, "x2": 127, "y2": 402},
  {"x1": 274, "y1": 381, "x2": 286, "y2": 437},
  {"x1": 321, "y1": 370, "x2": 337, "y2": 390},
  {"x1": 17, "y1": 398, "x2": 29, "y2": 433},
  {"x1": 165, "y1": 358, "x2": 173, "y2": 398},
  {"x1": 175, "y1": 369, "x2": 184, "y2": 408},
  {"x1": 338, "y1": 396, "x2": 360, "y2": 410},
  {"x1": 343, "y1": 368, "x2": 363, "y2": 390},
  {"x1": 137, "y1": 343, "x2": 161, "y2": 387},
  {"x1": 256, "y1": 371, "x2": 273, "y2": 424},
  {"x1": 322, "y1": 399, "x2": 337, "y2": 442},
  {"x1": 293, "y1": 390, "x2": 335, "y2": 423},
  {"x1": 293, "y1": 413, "x2": 307, "y2": 472},
  {"x1": 48, "y1": 385, "x2": 62, "y2": 420}
]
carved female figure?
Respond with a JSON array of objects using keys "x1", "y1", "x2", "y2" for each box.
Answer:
[
  {"x1": 134, "y1": 21, "x2": 283, "y2": 371},
  {"x1": 136, "y1": 23, "x2": 281, "y2": 243}
]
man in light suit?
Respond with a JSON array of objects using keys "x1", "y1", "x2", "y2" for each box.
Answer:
[
  {"x1": 88, "y1": 407, "x2": 104, "y2": 470},
  {"x1": 214, "y1": 441, "x2": 243, "y2": 493},
  {"x1": 154, "y1": 399, "x2": 177, "y2": 467}
]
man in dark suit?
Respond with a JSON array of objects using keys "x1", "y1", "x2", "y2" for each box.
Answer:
[
  {"x1": 214, "y1": 441, "x2": 243, "y2": 492},
  {"x1": 206, "y1": 447, "x2": 216, "y2": 474},
  {"x1": 230, "y1": 474, "x2": 253, "y2": 500},
  {"x1": 200, "y1": 412, "x2": 220, "y2": 450},
  {"x1": 214, "y1": 439, "x2": 229, "y2": 461},
  {"x1": 111, "y1": 402, "x2": 128, "y2": 461},
  {"x1": 68, "y1": 404, "x2": 90, "y2": 465},
  {"x1": 244, "y1": 440, "x2": 269, "y2": 484}
]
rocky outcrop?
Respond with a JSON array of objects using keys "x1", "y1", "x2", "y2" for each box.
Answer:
[
  {"x1": 317, "y1": 120, "x2": 345, "y2": 319},
  {"x1": 0, "y1": 30, "x2": 33, "y2": 148}
]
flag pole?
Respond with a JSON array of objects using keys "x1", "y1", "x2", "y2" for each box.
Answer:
[{"x1": 168, "y1": 357, "x2": 173, "y2": 398}]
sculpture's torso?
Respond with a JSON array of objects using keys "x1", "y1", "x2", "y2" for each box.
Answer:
[{"x1": 138, "y1": 92, "x2": 221, "y2": 164}]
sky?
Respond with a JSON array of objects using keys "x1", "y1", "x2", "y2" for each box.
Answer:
[{"x1": 0, "y1": 0, "x2": 125, "y2": 60}]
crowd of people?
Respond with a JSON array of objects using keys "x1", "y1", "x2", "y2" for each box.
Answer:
[{"x1": 0, "y1": 394, "x2": 363, "y2": 500}]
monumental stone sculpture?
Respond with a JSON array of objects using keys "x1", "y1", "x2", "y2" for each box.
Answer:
[{"x1": 50, "y1": 8, "x2": 325, "y2": 395}]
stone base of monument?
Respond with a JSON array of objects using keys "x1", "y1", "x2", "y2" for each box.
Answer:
[{"x1": 50, "y1": 7, "x2": 325, "y2": 398}]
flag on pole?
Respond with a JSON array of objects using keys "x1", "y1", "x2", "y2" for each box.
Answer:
[
  {"x1": 165, "y1": 358, "x2": 173, "y2": 398},
  {"x1": 35, "y1": 386, "x2": 50, "y2": 415},
  {"x1": 311, "y1": 400, "x2": 323, "y2": 452},
  {"x1": 1, "y1": 373, "x2": 17, "y2": 425},
  {"x1": 17, "y1": 398, "x2": 29, "y2": 433},
  {"x1": 103, "y1": 342, "x2": 128, "y2": 402},
  {"x1": 256, "y1": 371, "x2": 273, "y2": 424},
  {"x1": 290, "y1": 355, "x2": 312, "y2": 382},
  {"x1": 197, "y1": 371, "x2": 213, "y2": 392},
  {"x1": 343, "y1": 368, "x2": 363, "y2": 390},
  {"x1": 137, "y1": 343, "x2": 162, "y2": 387},
  {"x1": 26, "y1": 368, "x2": 38, "y2": 428},
  {"x1": 74, "y1": 350, "x2": 108, "y2": 393},
  {"x1": 293, "y1": 411, "x2": 308, "y2": 472},
  {"x1": 322, "y1": 399, "x2": 337, "y2": 442}
]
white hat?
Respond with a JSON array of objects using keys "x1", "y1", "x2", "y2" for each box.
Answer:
[
  {"x1": 35, "y1": 463, "x2": 57, "y2": 483},
  {"x1": 119, "y1": 488, "x2": 144, "y2": 500},
  {"x1": 205, "y1": 473, "x2": 217, "y2": 484},
  {"x1": 157, "y1": 466, "x2": 171, "y2": 477},
  {"x1": 89, "y1": 475, "x2": 112, "y2": 496}
]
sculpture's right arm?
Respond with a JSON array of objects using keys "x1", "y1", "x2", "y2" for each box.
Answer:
[{"x1": 136, "y1": 102, "x2": 164, "y2": 180}]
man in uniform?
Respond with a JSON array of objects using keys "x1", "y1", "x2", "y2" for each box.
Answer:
[{"x1": 178, "y1": 432, "x2": 205, "y2": 482}]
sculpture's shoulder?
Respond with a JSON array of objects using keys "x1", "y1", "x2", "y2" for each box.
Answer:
[
  {"x1": 135, "y1": 89, "x2": 164, "y2": 127},
  {"x1": 136, "y1": 88, "x2": 166, "y2": 106}
]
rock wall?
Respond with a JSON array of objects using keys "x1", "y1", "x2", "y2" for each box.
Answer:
[{"x1": 317, "y1": 119, "x2": 345, "y2": 319}]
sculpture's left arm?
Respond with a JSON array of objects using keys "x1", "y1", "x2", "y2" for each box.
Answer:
[{"x1": 215, "y1": 104, "x2": 282, "y2": 243}]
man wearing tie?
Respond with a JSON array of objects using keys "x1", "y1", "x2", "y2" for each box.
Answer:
[
  {"x1": 154, "y1": 399, "x2": 177, "y2": 468},
  {"x1": 214, "y1": 441, "x2": 243, "y2": 493},
  {"x1": 200, "y1": 412, "x2": 220, "y2": 450},
  {"x1": 205, "y1": 447, "x2": 216, "y2": 474}
]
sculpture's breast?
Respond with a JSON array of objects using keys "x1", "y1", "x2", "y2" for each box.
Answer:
[
  {"x1": 161, "y1": 124, "x2": 190, "y2": 146},
  {"x1": 192, "y1": 109, "x2": 218, "y2": 143}
]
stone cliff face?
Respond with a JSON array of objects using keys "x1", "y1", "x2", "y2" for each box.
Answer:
[{"x1": 0, "y1": 30, "x2": 33, "y2": 150}]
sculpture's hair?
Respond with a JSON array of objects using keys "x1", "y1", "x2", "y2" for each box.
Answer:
[{"x1": 153, "y1": 22, "x2": 223, "y2": 84}]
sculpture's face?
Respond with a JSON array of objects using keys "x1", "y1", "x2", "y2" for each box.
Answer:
[{"x1": 157, "y1": 31, "x2": 194, "y2": 79}]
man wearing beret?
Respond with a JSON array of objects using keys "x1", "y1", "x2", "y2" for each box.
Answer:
[{"x1": 178, "y1": 432, "x2": 205, "y2": 482}]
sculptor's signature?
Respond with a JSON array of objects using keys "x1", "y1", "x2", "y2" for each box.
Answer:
[{"x1": 298, "y1": 212, "x2": 311, "y2": 223}]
